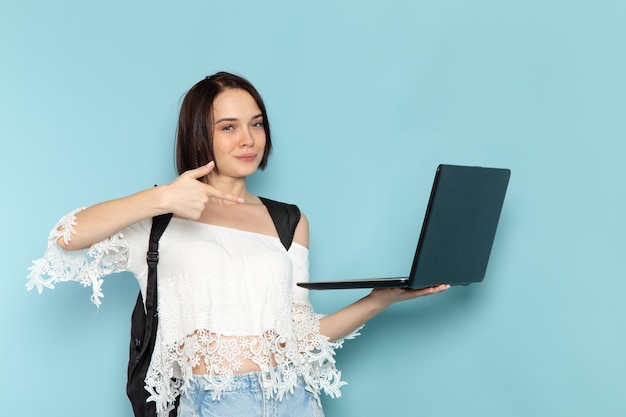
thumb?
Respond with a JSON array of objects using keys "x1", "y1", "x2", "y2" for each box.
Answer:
[{"x1": 185, "y1": 161, "x2": 215, "y2": 180}]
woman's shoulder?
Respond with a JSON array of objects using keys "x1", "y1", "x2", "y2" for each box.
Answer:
[
  {"x1": 259, "y1": 196, "x2": 300, "y2": 212},
  {"x1": 258, "y1": 196, "x2": 307, "y2": 249}
]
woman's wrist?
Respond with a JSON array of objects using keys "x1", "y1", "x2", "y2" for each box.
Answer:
[{"x1": 361, "y1": 291, "x2": 394, "y2": 315}]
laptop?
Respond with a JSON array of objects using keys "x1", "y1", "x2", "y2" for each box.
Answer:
[{"x1": 297, "y1": 164, "x2": 511, "y2": 290}]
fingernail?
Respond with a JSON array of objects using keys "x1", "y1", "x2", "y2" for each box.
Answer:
[
  {"x1": 207, "y1": 161, "x2": 215, "y2": 167},
  {"x1": 237, "y1": 197, "x2": 245, "y2": 203}
]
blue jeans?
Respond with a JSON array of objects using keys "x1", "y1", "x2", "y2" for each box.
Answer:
[{"x1": 177, "y1": 372, "x2": 325, "y2": 417}]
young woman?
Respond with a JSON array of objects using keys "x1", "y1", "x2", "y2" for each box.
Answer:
[{"x1": 27, "y1": 72, "x2": 449, "y2": 417}]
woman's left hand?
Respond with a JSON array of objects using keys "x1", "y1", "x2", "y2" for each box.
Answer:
[
  {"x1": 368, "y1": 284, "x2": 451, "y2": 308},
  {"x1": 319, "y1": 284, "x2": 450, "y2": 341}
]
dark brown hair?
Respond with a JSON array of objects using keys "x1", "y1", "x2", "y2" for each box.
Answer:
[{"x1": 175, "y1": 72, "x2": 272, "y2": 176}]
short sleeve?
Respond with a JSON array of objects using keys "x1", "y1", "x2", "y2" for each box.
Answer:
[
  {"x1": 288, "y1": 242, "x2": 311, "y2": 306},
  {"x1": 26, "y1": 208, "x2": 132, "y2": 307},
  {"x1": 287, "y1": 242, "x2": 362, "y2": 400}
]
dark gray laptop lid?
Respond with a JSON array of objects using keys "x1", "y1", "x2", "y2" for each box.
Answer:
[
  {"x1": 298, "y1": 164, "x2": 510, "y2": 290},
  {"x1": 407, "y1": 164, "x2": 510, "y2": 288}
]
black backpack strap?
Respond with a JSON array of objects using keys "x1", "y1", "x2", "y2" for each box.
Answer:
[
  {"x1": 259, "y1": 197, "x2": 301, "y2": 250},
  {"x1": 127, "y1": 212, "x2": 173, "y2": 417},
  {"x1": 145, "y1": 213, "x2": 173, "y2": 335}
]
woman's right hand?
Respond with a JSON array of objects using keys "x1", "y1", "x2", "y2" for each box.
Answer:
[
  {"x1": 57, "y1": 162, "x2": 243, "y2": 250},
  {"x1": 161, "y1": 161, "x2": 244, "y2": 220}
]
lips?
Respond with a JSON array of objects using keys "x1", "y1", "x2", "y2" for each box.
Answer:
[{"x1": 235, "y1": 153, "x2": 258, "y2": 162}]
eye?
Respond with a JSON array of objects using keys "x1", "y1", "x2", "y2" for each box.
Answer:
[
  {"x1": 252, "y1": 121, "x2": 264, "y2": 128},
  {"x1": 221, "y1": 124, "x2": 235, "y2": 131}
]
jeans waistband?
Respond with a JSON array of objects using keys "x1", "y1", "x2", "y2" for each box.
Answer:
[{"x1": 189, "y1": 369, "x2": 302, "y2": 393}]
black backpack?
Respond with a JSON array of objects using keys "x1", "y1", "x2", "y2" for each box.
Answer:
[{"x1": 126, "y1": 197, "x2": 301, "y2": 417}]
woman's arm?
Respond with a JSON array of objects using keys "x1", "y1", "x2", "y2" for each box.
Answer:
[
  {"x1": 319, "y1": 285, "x2": 449, "y2": 342},
  {"x1": 293, "y1": 210, "x2": 450, "y2": 342},
  {"x1": 59, "y1": 162, "x2": 243, "y2": 250}
]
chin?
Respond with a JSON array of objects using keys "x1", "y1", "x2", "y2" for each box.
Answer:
[{"x1": 224, "y1": 166, "x2": 261, "y2": 178}]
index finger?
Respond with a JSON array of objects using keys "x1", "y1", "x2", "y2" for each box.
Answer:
[
  {"x1": 183, "y1": 161, "x2": 216, "y2": 180},
  {"x1": 201, "y1": 182, "x2": 245, "y2": 204}
]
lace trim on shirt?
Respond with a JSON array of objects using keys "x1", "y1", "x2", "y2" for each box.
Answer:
[
  {"x1": 26, "y1": 209, "x2": 363, "y2": 417},
  {"x1": 145, "y1": 302, "x2": 362, "y2": 417},
  {"x1": 26, "y1": 208, "x2": 130, "y2": 307}
]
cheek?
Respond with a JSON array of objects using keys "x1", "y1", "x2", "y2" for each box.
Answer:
[
  {"x1": 256, "y1": 131, "x2": 267, "y2": 148},
  {"x1": 211, "y1": 135, "x2": 235, "y2": 153}
]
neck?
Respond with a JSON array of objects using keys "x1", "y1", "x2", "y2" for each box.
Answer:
[{"x1": 206, "y1": 173, "x2": 255, "y2": 203}]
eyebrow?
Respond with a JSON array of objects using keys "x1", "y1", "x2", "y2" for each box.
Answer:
[{"x1": 214, "y1": 113, "x2": 263, "y2": 124}]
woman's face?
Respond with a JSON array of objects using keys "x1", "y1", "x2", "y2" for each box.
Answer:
[{"x1": 210, "y1": 88, "x2": 267, "y2": 178}]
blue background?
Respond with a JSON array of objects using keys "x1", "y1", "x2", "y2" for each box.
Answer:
[{"x1": 2, "y1": 1, "x2": 625, "y2": 416}]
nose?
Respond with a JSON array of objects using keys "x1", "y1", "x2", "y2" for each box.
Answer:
[{"x1": 240, "y1": 127, "x2": 255, "y2": 147}]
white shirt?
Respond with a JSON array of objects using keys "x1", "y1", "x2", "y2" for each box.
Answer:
[{"x1": 27, "y1": 209, "x2": 359, "y2": 417}]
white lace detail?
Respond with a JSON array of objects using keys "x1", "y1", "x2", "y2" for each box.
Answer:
[
  {"x1": 26, "y1": 208, "x2": 130, "y2": 307},
  {"x1": 26, "y1": 210, "x2": 362, "y2": 417},
  {"x1": 144, "y1": 302, "x2": 362, "y2": 417}
]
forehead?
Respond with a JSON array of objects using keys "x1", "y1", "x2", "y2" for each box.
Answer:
[{"x1": 212, "y1": 88, "x2": 261, "y2": 119}]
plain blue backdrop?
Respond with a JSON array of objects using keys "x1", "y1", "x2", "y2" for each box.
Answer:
[{"x1": 2, "y1": 1, "x2": 625, "y2": 416}]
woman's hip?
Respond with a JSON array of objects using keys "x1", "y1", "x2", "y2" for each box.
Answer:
[{"x1": 177, "y1": 371, "x2": 325, "y2": 417}]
